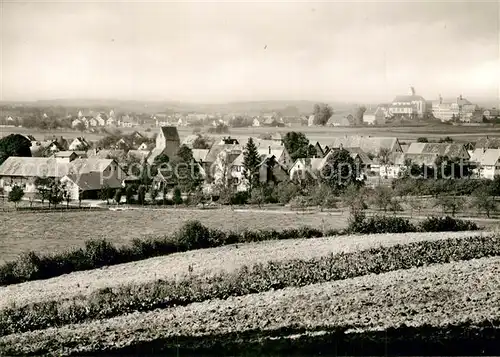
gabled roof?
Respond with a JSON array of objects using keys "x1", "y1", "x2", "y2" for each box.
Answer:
[
  {"x1": 326, "y1": 114, "x2": 350, "y2": 126},
  {"x1": 475, "y1": 137, "x2": 500, "y2": 149},
  {"x1": 406, "y1": 143, "x2": 469, "y2": 158},
  {"x1": 392, "y1": 95, "x2": 425, "y2": 103},
  {"x1": 54, "y1": 151, "x2": 78, "y2": 158},
  {"x1": 292, "y1": 158, "x2": 324, "y2": 172},
  {"x1": 63, "y1": 171, "x2": 122, "y2": 191},
  {"x1": 329, "y1": 136, "x2": 400, "y2": 155},
  {"x1": 191, "y1": 149, "x2": 209, "y2": 162},
  {"x1": 480, "y1": 148, "x2": 500, "y2": 166},
  {"x1": 181, "y1": 134, "x2": 200, "y2": 147},
  {"x1": 205, "y1": 144, "x2": 242, "y2": 164}
]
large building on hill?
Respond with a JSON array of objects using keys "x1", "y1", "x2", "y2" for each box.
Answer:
[
  {"x1": 431, "y1": 94, "x2": 482, "y2": 123},
  {"x1": 389, "y1": 87, "x2": 427, "y2": 119}
]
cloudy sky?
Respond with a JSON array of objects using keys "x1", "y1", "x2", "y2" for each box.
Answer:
[{"x1": 1, "y1": 0, "x2": 499, "y2": 103}]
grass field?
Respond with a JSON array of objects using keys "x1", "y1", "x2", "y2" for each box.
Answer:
[
  {"x1": 0, "y1": 208, "x2": 347, "y2": 263},
  {"x1": 0, "y1": 230, "x2": 487, "y2": 309},
  {"x1": 1, "y1": 255, "x2": 499, "y2": 356}
]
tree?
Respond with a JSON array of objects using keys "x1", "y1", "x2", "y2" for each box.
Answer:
[
  {"x1": 99, "y1": 184, "x2": 113, "y2": 205},
  {"x1": 0, "y1": 134, "x2": 32, "y2": 165},
  {"x1": 192, "y1": 135, "x2": 210, "y2": 149},
  {"x1": 173, "y1": 186, "x2": 183, "y2": 205},
  {"x1": 276, "y1": 181, "x2": 300, "y2": 205},
  {"x1": 417, "y1": 137, "x2": 429, "y2": 143},
  {"x1": 320, "y1": 149, "x2": 358, "y2": 191},
  {"x1": 282, "y1": 132, "x2": 315, "y2": 161},
  {"x1": 125, "y1": 185, "x2": 135, "y2": 204},
  {"x1": 48, "y1": 181, "x2": 64, "y2": 208},
  {"x1": 408, "y1": 197, "x2": 425, "y2": 217},
  {"x1": 354, "y1": 106, "x2": 366, "y2": 125},
  {"x1": 471, "y1": 187, "x2": 497, "y2": 218},
  {"x1": 439, "y1": 136, "x2": 454, "y2": 143},
  {"x1": 149, "y1": 186, "x2": 158, "y2": 205},
  {"x1": 170, "y1": 145, "x2": 203, "y2": 193},
  {"x1": 309, "y1": 184, "x2": 336, "y2": 211},
  {"x1": 137, "y1": 185, "x2": 147, "y2": 205},
  {"x1": 434, "y1": 194, "x2": 464, "y2": 216},
  {"x1": 249, "y1": 186, "x2": 266, "y2": 208},
  {"x1": 63, "y1": 190, "x2": 71, "y2": 208},
  {"x1": 341, "y1": 185, "x2": 366, "y2": 214},
  {"x1": 34, "y1": 177, "x2": 53, "y2": 207},
  {"x1": 378, "y1": 148, "x2": 392, "y2": 166},
  {"x1": 75, "y1": 122, "x2": 86, "y2": 132},
  {"x1": 312, "y1": 103, "x2": 333, "y2": 126},
  {"x1": 8, "y1": 186, "x2": 24, "y2": 208},
  {"x1": 370, "y1": 186, "x2": 393, "y2": 212},
  {"x1": 114, "y1": 188, "x2": 122, "y2": 204},
  {"x1": 243, "y1": 138, "x2": 261, "y2": 193}
]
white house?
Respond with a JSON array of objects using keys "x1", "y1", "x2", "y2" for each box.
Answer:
[
  {"x1": 69, "y1": 137, "x2": 90, "y2": 151},
  {"x1": 71, "y1": 118, "x2": 83, "y2": 128},
  {"x1": 252, "y1": 118, "x2": 261, "y2": 127},
  {"x1": 478, "y1": 149, "x2": 500, "y2": 180}
]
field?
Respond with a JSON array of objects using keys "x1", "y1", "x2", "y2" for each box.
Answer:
[
  {"x1": 1, "y1": 253, "x2": 499, "y2": 355},
  {"x1": 0, "y1": 208, "x2": 347, "y2": 263},
  {"x1": 4, "y1": 123, "x2": 500, "y2": 145},
  {"x1": 0, "y1": 230, "x2": 487, "y2": 309}
]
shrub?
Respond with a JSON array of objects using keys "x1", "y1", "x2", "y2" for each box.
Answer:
[
  {"x1": 83, "y1": 239, "x2": 119, "y2": 268},
  {"x1": 11, "y1": 252, "x2": 42, "y2": 282},
  {"x1": 175, "y1": 220, "x2": 211, "y2": 250},
  {"x1": 348, "y1": 214, "x2": 417, "y2": 234},
  {"x1": 419, "y1": 216, "x2": 479, "y2": 232}
]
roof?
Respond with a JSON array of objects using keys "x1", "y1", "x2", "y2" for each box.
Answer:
[
  {"x1": 475, "y1": 137, "x2": 500, "y2": 149},
  {"x1": 205, "y1": 144, "x2": 242, "y2": 163},
  {"x1": 480, "y1": 149, "x2": 500, "y2": 166},
  {"x1": 469, "y1": 148, "x2": 486, "y2": 163},
  {"x1": 191, "y1": 149, "x2": 209, "y2": 162},
  {"x1": 392, "y1": 95, "x2": 425, "y2": 103},
  {"x1": 160, "y1": 126, "x2": 180, "y2": 141},
  {"x1": 343, "y1": 147, "x2": 373, "y2": 165},
  {"x1": 0, "y1": 157, "x2": 115, "y2": 178},
  {"x1": 127, "y1": 150, "x2": 150, "y2": 161},
  {"x1": 181, "y1": 134, "x2": 200, "y2": 146},
  {"x1": 406, "y1": 143, "x2": 469, "y2": 158},
  {"x1": 87, "y1": 149, "x2": 126, "y2": 160},
  {"x1": 54, "y1": 151, "x2": 78, "y2": 158},
  {"x1": 404, "y1": 153, "x2": 440, "y2": 166},
  {"x1": 63, "y1": 171, "x2": 122, "y2": 191},
  {"x1": 292, "y1": 158, "x2": 324, "y2": 172},
  {"x1": 326, "y1": 114, "x2": 350, "y2": 126},
  {"x1": 328, "y1": 136, "x2": 400, "y2": 155},
  {"x1": 258, "y1": 148, "x2": 285, "y2": 161},
  {"x1": 254, "y1": 139, "x2": 284, "y2": 149}
]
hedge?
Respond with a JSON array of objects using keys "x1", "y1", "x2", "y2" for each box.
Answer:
[{"x1": 1, "y1": 233, "x2": 498, "y2": 336}]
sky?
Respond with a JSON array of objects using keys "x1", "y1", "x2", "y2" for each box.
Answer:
[{"x1": 1, "y1": 0, "x2": 499, "y2": 104}]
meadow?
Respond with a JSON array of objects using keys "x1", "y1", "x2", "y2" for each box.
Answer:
[{"x1": 0, "y1": 208, "x2": 347, "y2": 263}]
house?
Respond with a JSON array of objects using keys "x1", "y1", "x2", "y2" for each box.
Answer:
[
  {"x1": 326, "y1": 114, "x2": 351, "y2": 127},
  {"x1": 95, "y1": 114, "x2": 106, "y2": 126},
  {"x1": 254, "y1": 139, "x2": 292, "y2": 167},
  {"x1": 483, "y1": 108, "x2": 500, "y2": 120},
  {"x1": 252, "y1": 118, "x2": 261, "y2": 127},
  {"x1": 216, "y1": 137, "x2": 240, "y2": 145},
  {"x1": 88, "y1": 118, "x2": 98, "y2": 127},
  {"x1": 307, "y1": 115, "x2": 315, "y2": 127},
  {"x1": 137, "y1": 142, "x2": 149, "y2": 151},
  {"x1": 210, "y1": 147, "x2": 244, "y2": 189},
  {"x1": 312, "y1": 141, "x2": 326, "y2": 158},
  {"x1": 147, "y1": 126, "x2": 181, "y2": 164},
  {"x1": 69, "y1": 137, "x2": 90, "y2": 151},
  {"x1": 289, "y1": 158, "x2": 324, "y2": 180},
  {"x1": 72, "y1": 118, "x2": 83, "y2": 128},
  {"x1": 114, "y1": 137, "x2": 132, "y2": 150},
  {"x1": 0, "y1": 157, "x2": 125, "y2": 197},
  {"x1": 87, "y1": 149, "x2": 126, "y2": 162},
  {"x1": 404, "y1": 142, "x2": 470, "y2": 169},
  {"x1": 52, "y1": 151, "x2": 87, "y2": 163},
  {"x1": 257, "y1": 156, "x2": 289, "y2": 185},
  {"x1": 477, "y1": 149, "x2": 500, "y2": 179},
  {"x1": 432, "y1": 94, "x2": 479, "y2": 122},
  {"x1": 475, "y1": 136, "x2": 500, "y2": 150},
  {"x1": 389, "y1": 87, "x2": 427, "y2": 119},
  {"x1": 364, "y1": 107, "x2": 386, "y2": 125},
  {"x1": 328, "y1": 136, "x2": 402, "y2": 156},
  {"x1": 106, "y1": 117, "x2": 116, "y2": 126},
  {"x1": 377, "y1": 152, "x2": 406, "y2": 179},
  {"x1": 318, "y1": 148, "x2": 370, "y2": 180}
]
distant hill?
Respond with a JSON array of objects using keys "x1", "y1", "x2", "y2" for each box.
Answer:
[{"x1": 1, "y1": 99, "x2": 360, "y2": 115}]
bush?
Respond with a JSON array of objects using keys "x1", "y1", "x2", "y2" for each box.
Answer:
[
  {"x1": 11, "y1": 252, "x2": 42, "y2": 282},
  {"x1": 419, "y1": 216, "x2": 479, "y2": 232},
  {"x1": 348, "y1": 214, "x2": 417, "y2": 234},
  {"x1": 175, "y1": 220, "x2": 212, "y2": 250}
]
